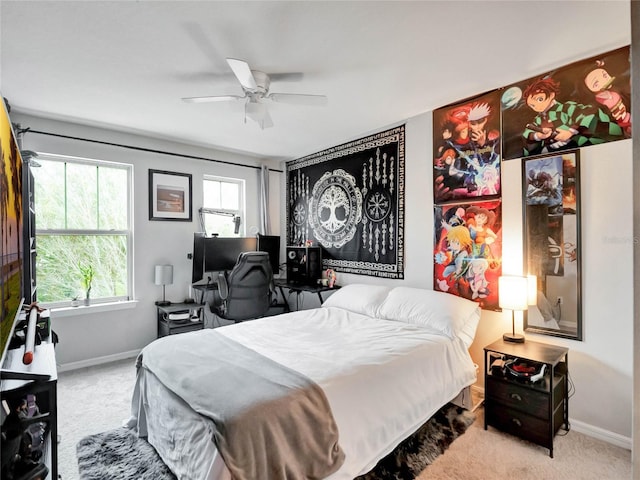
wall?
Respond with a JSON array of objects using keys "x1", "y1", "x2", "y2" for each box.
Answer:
[
  {"x1": 14, "y1": 80, "x2": 634, "y2": 447},
  {"x1": 284, "y1": 113, "x2": 633, "y2": 445},
  {"x1": 13, "y1": 113, "x2": 282, "y2": 367}
]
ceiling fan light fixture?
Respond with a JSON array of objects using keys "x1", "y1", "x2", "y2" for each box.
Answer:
[
  {"x1": 244, "y1": 100, "x2": 271, "y2": 129},
  {"x1": 245, "y1": 99, "x2": 265, "y2": 119}
]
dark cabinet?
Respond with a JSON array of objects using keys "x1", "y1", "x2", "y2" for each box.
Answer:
[
  {"x1": 484, "y1": 338, "x2": 569, "y2": 457},
  {"x1": 157, "y1": 303, "x2": 204, "y2": 337},
  {"x1": 1, "y1": 340, "x2": 57, "y2": 479}
]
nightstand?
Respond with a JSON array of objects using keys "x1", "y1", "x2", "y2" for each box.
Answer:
[
  {"x1": 483, "y1": 338, "x2": 569, "y2": 457},
  {"x1": 157, "y1": 303, "x2": 204, "y2": 337}
]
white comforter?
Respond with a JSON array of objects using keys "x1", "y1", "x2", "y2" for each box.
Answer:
[{"x1": 129, "y1": 306, "x2": 477, "y2": 479}]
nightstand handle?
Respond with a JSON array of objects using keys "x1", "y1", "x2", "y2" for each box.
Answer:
[
  {"x1": 511, "y1": 418, "x2": 522, "y2": 428},
  {"x1": 510, "y1": 393, "x2": 522, "y2": 402}
]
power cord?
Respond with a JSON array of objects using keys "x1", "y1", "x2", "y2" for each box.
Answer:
[{"x1": 556, "y1": 369, "x2": 574, "y2": 436}]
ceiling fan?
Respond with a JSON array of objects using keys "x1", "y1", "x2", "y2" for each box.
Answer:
[{"x1": 182, "y1": 58, "x2": 328, "y2": 129}]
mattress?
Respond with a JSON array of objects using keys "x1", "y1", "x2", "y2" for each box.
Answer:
[{"x1": 129, "y1": 305, "x2": 477, "y2": 479}]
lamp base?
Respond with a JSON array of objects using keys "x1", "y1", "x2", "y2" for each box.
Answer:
[
  {"x1": 155, "y1": 300, "x2": 171, "y2": 307},
  {"x1": 503, "y1": 332, "x2": 525, "y2": 343}
]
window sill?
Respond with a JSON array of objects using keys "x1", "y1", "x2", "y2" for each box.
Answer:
[{"x1": 50, "y1": 300, "x2": 139, "y2": 318}]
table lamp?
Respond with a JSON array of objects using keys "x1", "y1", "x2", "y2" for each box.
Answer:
[
  {"x1": 499, "y1": 275, "x2": 528, "y2": 343},
  {"x1": 154, "y1": 264, "x2": 173, "y2": 306}
]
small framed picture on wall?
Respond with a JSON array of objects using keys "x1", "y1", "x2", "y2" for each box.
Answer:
[{"x1": 149, "y1": 169, "x2": 192, "y2": 222}]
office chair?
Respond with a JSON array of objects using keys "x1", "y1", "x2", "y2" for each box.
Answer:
[{"x1": 206, "y1": 251, "x2": 274, "y2": 324}]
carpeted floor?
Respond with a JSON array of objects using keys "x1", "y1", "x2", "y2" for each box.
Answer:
[{"x1": 58, "y1": 359, "x2": 632, "y2": 480}]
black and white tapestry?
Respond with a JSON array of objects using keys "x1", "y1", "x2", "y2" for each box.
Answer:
[{"x1": 286, "y1": 125, "x2": 405, "y2": 279}]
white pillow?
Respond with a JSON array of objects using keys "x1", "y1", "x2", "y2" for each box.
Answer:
[
  {"x1": 322, "y1": 283, "x2": 392, "y2": 318},
  {"x1": 377, "y1": 286, "x2": 480, "y2": 342}
]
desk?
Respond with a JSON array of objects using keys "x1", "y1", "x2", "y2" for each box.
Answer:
[
  {"x1": 192, "y1": 283, "x2": 218, "y2": 305},
  {"x1": 274, "y1": 279, "x2": 340, "y2": 312}
]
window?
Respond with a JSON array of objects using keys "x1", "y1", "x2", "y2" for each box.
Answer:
[
  {"x1": 201, "y1": 175, "x2": 245, "y2": 237},
  {"x1": 32, "y1": 153, "x2": 133, "y2": 307}
]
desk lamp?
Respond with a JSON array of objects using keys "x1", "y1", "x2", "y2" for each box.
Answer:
[
  {"x1": 499, "y1": 275, "x2": 528, "y2": 343},
  {"x1": 154, "y1": 264, "x2": 173, "y2": 306}
]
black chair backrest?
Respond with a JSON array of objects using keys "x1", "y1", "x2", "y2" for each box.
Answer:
[{"x1": 218, "y1": 251, "x2": 273, "y2": 321}]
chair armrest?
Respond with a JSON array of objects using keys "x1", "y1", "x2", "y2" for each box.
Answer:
[{"x1": 217, "y1": 273, "x2": 229, "y2": 300}]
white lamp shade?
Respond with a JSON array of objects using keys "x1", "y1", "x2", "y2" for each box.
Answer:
[
  {"x1": 154, "y1": 265, "x2": 173, "y2": 286},
  {"x1": 499, "y1": 275, "x2": 528, "y2": 311},
  {"x1": 527, "y1": 275, "x2": 538, "y2": 306}
]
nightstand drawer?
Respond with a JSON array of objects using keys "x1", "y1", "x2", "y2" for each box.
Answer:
[
  {"x1": 486, "y1": 402, "x2": 549, "y2": 446},
  {"x1": 486, "y1": 376, "x2": 548, "y2": 418},
  {"x1": 158, "y1": 320, "x2": 203, "y2": 337}
]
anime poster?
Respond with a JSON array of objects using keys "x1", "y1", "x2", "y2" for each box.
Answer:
[
  {"x1": 502, "y1": 45, "x2": 631, "y2": 160},
  {"x1": 432, "y1": 91, "x2": 501, "y2": 203},
  {"x1": 433, "y1": 199, "x2": 502, "y2": 310}
]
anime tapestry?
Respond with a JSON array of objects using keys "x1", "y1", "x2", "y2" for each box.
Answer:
[
  {"x1": 433, "y1": 91, "x2": 502, "y2": 203},
  {"x1": 433, "y1": 200, "x2": 502, "y2": 311},
  {"x1": 286, "y1": 125, "x2": 405, "y2": 279},
  {"x1": 502, "y1": 45, "x2": 631, "y2": 160}
]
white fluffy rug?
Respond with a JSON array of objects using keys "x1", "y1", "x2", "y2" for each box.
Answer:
[{"x1": 76, "y1": 427, "x2": 175, "y2": 480}]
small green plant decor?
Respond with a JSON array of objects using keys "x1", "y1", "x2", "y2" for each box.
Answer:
[{"x1": 80, "y1": 264, "x2": 95, "y2": 306}]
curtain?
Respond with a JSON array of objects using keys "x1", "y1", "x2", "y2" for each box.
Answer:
[{"x1": 259, "y1": 164, "x2": 270, "y2": 234}]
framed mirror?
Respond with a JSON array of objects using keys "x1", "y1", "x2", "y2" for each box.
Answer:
[{"x1": 522, "y1": 150, "x2": 581, "y2": 340}]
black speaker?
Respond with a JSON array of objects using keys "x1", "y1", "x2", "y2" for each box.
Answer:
[{"x1": 286, "y1": 246, "x2": 322, "y2": 285}]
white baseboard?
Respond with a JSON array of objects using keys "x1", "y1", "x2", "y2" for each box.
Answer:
[
  {"x1": 474, "y1": 386, "x2": 631, "y2": 450},
  {"x1": 57, "y1": 349, "x2": 140, "y2": 373},
  {"x1": 569, "y1": 418, "x2": 632, "y2": 450}
]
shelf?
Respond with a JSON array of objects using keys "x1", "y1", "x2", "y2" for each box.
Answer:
[
  {"x1": 1, "y1": 337, "x2": 57, "y2": 480},
  {"x1": 487, "y1": 368, "x2": 563, "y2": 394}
]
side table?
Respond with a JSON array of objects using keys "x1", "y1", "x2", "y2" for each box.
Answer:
[
  {"x1": 484, "y1": 338, "x2": 569, "y2": 457},
  {"x1": 157, "y1": 303, "x2": 204, "y2": 337}
]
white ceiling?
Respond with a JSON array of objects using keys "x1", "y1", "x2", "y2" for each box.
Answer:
[{"x1": 0, "y1": 1, "x2": 631, "y2": 162}]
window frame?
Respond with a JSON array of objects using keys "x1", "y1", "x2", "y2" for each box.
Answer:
[
  {"x1": 202, "y1": 175, "x2": 246, "y2": 237},
  {"x1": 33, "y1": 152, "x2": 134, "y2": 308}
]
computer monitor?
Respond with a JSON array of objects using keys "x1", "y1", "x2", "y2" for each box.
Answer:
[
  {"x1": 203, "y1": 236, "x2": 258, "y2": 276},
  {"x1": 192, "y1": 232, "x2": 207, "y2": 283},
  {"x1": 257, "y1": 234, "x2": 281, "y2": 274}
]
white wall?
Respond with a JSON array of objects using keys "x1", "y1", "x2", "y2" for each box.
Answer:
[
  {"x1": 632, "y1": 1, "x2": 640, "y2": 473},
  {"x1": 13, "y1": 113, "x2": 282, "y2": 367},
  {"x1": 281, "y1": 114, "x2": 633, "y2": 443}
]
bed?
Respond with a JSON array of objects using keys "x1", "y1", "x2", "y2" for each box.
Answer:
[{"x1": 127, "y1": 284, "x2": 481, "y2": 480}]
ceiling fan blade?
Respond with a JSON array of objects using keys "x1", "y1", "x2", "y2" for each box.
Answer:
[
  {"x1": 227, "y1": 58, "x2": 257, "y2": 90},
  {"x1": 267, "y1": 93, "x2": 328, "y2": 106},
  {"x1": 269, "y1": 72, "x2": 304, "y2": 82},
  {"x1": 182, "y1": 95, "x2": 245, "y2": 103}
]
